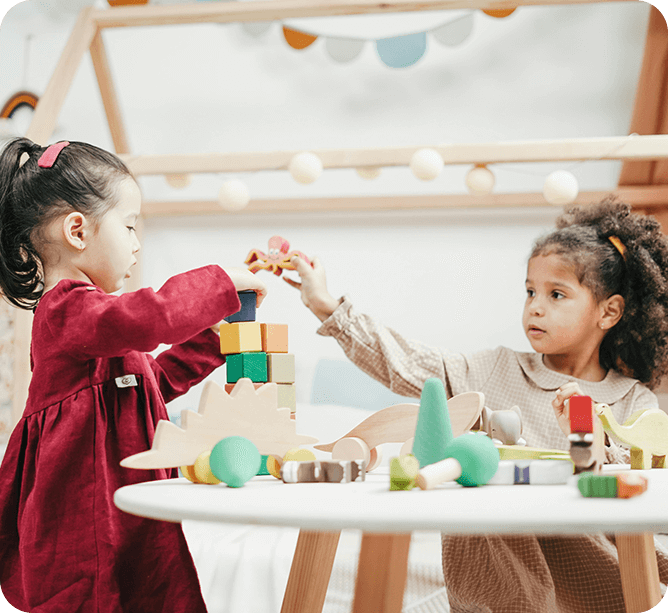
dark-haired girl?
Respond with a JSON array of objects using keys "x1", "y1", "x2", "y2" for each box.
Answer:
[
  {"x1": 0, "y1": 138, "x2": 267, "y2": 612},
  {"x1": 287, "y1": 198, "x2": 668, "y2": 612}
]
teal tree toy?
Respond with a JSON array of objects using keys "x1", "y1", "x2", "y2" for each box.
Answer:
[{"x1": 411, "y1": 378, "x2": 454, "y2": 468}]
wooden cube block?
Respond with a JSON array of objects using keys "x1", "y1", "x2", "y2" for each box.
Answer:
[
  {"x1": 569, "y1": 395, "x2": 593, "y2": 433},
  {"x1": 224, "y1": 291, "x2": 257, "y2": 323},
  {"x1": 225, "y1": 382, "x2": 263, "y2": 393},
  {"x1": 267, "y1": 353, "x2": 295, "y2": 383},
  {"x1": 219, "y1": 322, "x2": 262, "y2": 355},
  {"x1": 260, "y1": 323, "x2": 288, "y2": 353},
  {"x1": 277, "y1": 383, "x2": 296, "y2": 411},
  {"x1": 226, "y1": 352, "x2": 268, "y2": 383}
]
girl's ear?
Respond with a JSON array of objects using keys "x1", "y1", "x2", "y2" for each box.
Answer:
[
  {"x1": 62, "y1": 211, "x2": 88, "y2": 252},
  {"x1": 600, "y1": 294, "x2": 625, "y2": 330}
]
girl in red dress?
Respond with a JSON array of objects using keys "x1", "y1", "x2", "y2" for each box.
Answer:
[{"x1": 0, "y1": 138, "x2": 267, "y2": 612}]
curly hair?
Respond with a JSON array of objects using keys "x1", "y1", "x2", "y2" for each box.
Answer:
[
  {"x1": 530, "y1": 197, "x2": 668, "y2": 389},
  {"x1": 0, "y1": 138, "x2": 132, "y2": 311}
]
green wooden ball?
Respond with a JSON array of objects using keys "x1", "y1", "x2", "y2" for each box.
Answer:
[
  {"x1": 209, "y1": 436, "x2": 261, "y2": 488},
  {"x1": 445, "y1": 434, "x2": 500, "y2": 487}
]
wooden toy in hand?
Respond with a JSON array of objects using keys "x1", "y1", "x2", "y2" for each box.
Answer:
[{"x1": 245, "y1": 235, "x2": 311, "y2": 276}]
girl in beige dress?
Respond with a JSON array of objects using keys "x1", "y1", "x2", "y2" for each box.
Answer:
[{"x1": 286, "y1": 199, "x2": 668, "y2": 613}]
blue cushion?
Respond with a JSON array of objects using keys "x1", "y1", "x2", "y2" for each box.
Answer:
[{"x1": 310, "y1": 358, "x2": 416, "y2": 411}]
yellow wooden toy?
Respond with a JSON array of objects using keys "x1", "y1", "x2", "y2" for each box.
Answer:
[
  {"x1": 595, "y1": 403, "x2": 668, "y2": 469},
  {"x1": 267, "y1": 448, "x2": 317, "y2": 479},
  {"x1": 219, "y1": 322, "x2": 262, "y2": 355},
  {"x1": 193, "y1": 450, "x2": 221, "y2": 485}
]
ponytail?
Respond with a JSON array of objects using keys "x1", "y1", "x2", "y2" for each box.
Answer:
[
  {"x1": 0, "y1": 138, "x2": 46, "y2": 309},
  {"x1": 0, "y1": 137, "x2": 132, "y2": 310}
]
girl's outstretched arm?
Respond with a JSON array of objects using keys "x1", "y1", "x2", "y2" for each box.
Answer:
[{"x1": 284, "y1": 255, "x2": 340, "y2": 322}]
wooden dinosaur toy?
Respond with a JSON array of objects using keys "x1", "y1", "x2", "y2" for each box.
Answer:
[
  {"x1": 594, "y1": 403, "x2": 668, "y2": 470},
  {"x1": 121, "y1": 378, "x2": 318, "y2": 470},
  {"x1": 314, "y1": 391, "x2": 484, "y2": 472}
]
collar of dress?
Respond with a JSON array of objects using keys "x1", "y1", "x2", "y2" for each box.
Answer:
[{"x1": 515, "y1": 352, "x2": 638, "y2": 404}]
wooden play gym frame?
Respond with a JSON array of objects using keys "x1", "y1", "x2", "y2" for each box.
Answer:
[
  {"x1": 10, "y1": 0, "x2": 668, "y2": 426},
  {"x1": 5, "y1": 0, "x2": 665, "y2": 392},
  {"x1": 4, "y1": 3, "x2": 668, "y2": 611}
]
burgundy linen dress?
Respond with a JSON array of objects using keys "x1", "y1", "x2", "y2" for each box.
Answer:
[{"x1": 0, "y1": 265, "x2": 240, "y2": 612}]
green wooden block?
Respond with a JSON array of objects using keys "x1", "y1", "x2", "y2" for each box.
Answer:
[
  {"x1": 226, "y1": 352, "x2": 268, "y2": 383},
  {"x1": 577, "y1": 473, "x2": 618, "y2": 498},
  {"x1": 412, "y1": 378, "x2": 454, "y2": 468},
  {"x1": 257, "y1": 455, "x2": 271, "y2": 476},
  {"x1": 390, "y1": 454, "x2": 419, "y2": 491}
]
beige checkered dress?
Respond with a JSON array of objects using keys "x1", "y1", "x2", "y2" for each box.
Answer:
[{"x1": 318, "y1": 297, "x2": 668, "y2": 613}]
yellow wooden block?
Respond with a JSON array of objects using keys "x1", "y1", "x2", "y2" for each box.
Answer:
[
  {"x1": 261, "y1": 323, "x2": 289, "y2": 353},
  {"x1": 219, "y1": 322, "x2": 262, "y2": 355},
  {"x1": 267, "y1": 455, "x2": 282, "y2": 479},
  {"x1": 181, "y1": 465, "x2": 200, "y2": 483}
]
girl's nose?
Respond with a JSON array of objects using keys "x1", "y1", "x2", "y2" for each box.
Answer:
[{"x1": 529, "y1": 297, "x2": 544, "y2": 316}]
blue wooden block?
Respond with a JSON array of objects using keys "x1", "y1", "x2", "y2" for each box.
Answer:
[{"x1": 224, "y1": 291, "x2": 257, "y2": 323}]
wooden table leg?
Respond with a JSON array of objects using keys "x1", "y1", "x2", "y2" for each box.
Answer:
[
  {"x1": 352, "y1": 533, "x2": 412, "y2": 613},
  {"x1": 281, "y1": 530, "x2": 341, "y2": 613},
  {"x1": 615, "y1": 532, "x2": 662, "y2": 613}
]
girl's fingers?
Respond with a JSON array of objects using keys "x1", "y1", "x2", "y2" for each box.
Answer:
[{"x1": 283, "y1": 276, "x2": 301, "y2": 290}]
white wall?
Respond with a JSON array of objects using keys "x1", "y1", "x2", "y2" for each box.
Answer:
[{"x1": 0, "y1": 1, "x2": 653, "y2": 413}]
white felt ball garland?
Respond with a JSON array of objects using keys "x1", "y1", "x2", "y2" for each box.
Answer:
[
  {"x1": 465, "y1": 165, "x2": 495, "y2": 195},
  {"x1": 543, "y1": 170, "x2": 579, "y2": 205},
  {"x1": 409, "y1": 148, "x2": 444, "y2": 181},
  {"x1": 289, "y1": 152, "x2": 323, "y2": 184},
  {"x1": 218, "y1": 180, "x2": 250, "y2": 211}
]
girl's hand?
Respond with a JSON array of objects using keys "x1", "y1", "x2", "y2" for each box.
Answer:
[
  {"x1": 222, "y1": 267, "x2": 268, "y2": 307},
  {"x1": 552, "y1": 381, "x2": 583, "y2": 437},
  {"x1": 283, "y1": 255, "x2": 339, "y2": 322}
]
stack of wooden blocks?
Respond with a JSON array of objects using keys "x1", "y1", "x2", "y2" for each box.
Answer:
[{"x1": 219, "y1": 291, "x2": 297, "y2": 417}]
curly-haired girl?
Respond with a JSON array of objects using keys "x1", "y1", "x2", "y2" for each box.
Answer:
[
  {"x1": 0, "y1": 137, "x2": 267, "y2": 612},
  {"x1": 287, "y1": 198, "x2": 668, "y2": 612}
]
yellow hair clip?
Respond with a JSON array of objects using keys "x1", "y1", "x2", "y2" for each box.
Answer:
[{"x1": 608, "y1": 235, "x2": 627, "y2": 261}]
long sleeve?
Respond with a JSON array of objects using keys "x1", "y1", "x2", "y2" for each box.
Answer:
[
  {"x1": 45, "y1": 265, "x2": 240, "y2": 360},
  {"x1": 316, "y1": 296, "x2": 500, "y2": 398},
  {"x1": 148, "y1": 328, "x2": 226, "y2": 404}
]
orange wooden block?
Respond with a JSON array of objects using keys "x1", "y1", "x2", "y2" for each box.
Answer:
[
  {"x1": 261, "y1": 323, "x2": 288, "y2": 353},
  {"x1": 283, "y1": 27, "x2": 317, "y2": 50},
  {"x1": 225, "y1": 383, "x2": 263, "y2": 393}
]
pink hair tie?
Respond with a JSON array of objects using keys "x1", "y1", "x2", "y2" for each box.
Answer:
[{"x1": 38, "y1": 141, "x2": 70, "y2": 168}]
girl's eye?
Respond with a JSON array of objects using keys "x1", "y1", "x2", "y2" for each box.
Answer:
[
  {"x1": 552, "y1": 291, "x2": 564, "y2": 300},
  {"x1": 526, "y1": 289, "x2": 535, "y2": 298}
]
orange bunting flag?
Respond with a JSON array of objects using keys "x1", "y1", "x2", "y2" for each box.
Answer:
[{"x1": 283, "y1": 26, "x2": 318, "y2": 50}]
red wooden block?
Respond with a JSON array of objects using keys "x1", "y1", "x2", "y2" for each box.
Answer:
[{"x1": 569, "y1": 395, "x2": 593, "y2": 433}]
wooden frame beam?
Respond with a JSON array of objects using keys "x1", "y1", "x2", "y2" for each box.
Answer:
[
  {"x1": 141, "y1": 186, "x2": 668, "y2": 218},
  {"x1": 89, "y1": 0, "x2": 636, "y2": 30},
  {"x1": 121, "y1": 135, "x2": 668, "y2": 176}
]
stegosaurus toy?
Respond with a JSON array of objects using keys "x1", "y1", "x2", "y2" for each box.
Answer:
[{"x1": 120, "y1": 378, "x2": 318, "y2": 470}]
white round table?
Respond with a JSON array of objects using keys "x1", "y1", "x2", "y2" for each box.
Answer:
[{"x1": 115, "y1": 468, "x2": 668, "y2": 613}]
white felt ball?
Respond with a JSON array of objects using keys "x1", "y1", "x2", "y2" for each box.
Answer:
[
  {"x1": 543, "y1": 170, "x2": 579, "y2": 205},
  {"x1": 165, "y1": 174, "x2": 191, "y2": 189},
  {"x1": 356, "y1": 166, "x2": 381, "y2": 180},
  {"x1": 465, "y1": 165, "x2": 495, "y2": 195},
  {"x1": 218, "y1": 180, "x2": 250, "y2": 211},
  {"x1": 289, "y1": 152, "x2": 323, "y2": 184},
  {"x1": 409, "y1": 148, "x2": 444, "y2": 181}
]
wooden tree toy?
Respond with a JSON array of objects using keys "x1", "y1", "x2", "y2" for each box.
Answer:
[
  {"x1": 567, "y1": 395, "x2": 605, "y2": 474},
  {"x1": 245, "y1": 235, "x2": 311, "y2": 276},
  {"x1": 412, "y1": 378, "x2": 454, "y2": 468},
  {"x1": 314, "y1": 391, "x2": 483, "y2": 472},
  {"x1": 416, "y1": 433, "x2": 500, "y2": 490},
  {"x1": 120, "y1": 378, "x2": 318, "y2": 470},
  {"x1": 594, "y1": 403, "x2": 668, "y2": 470}
]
